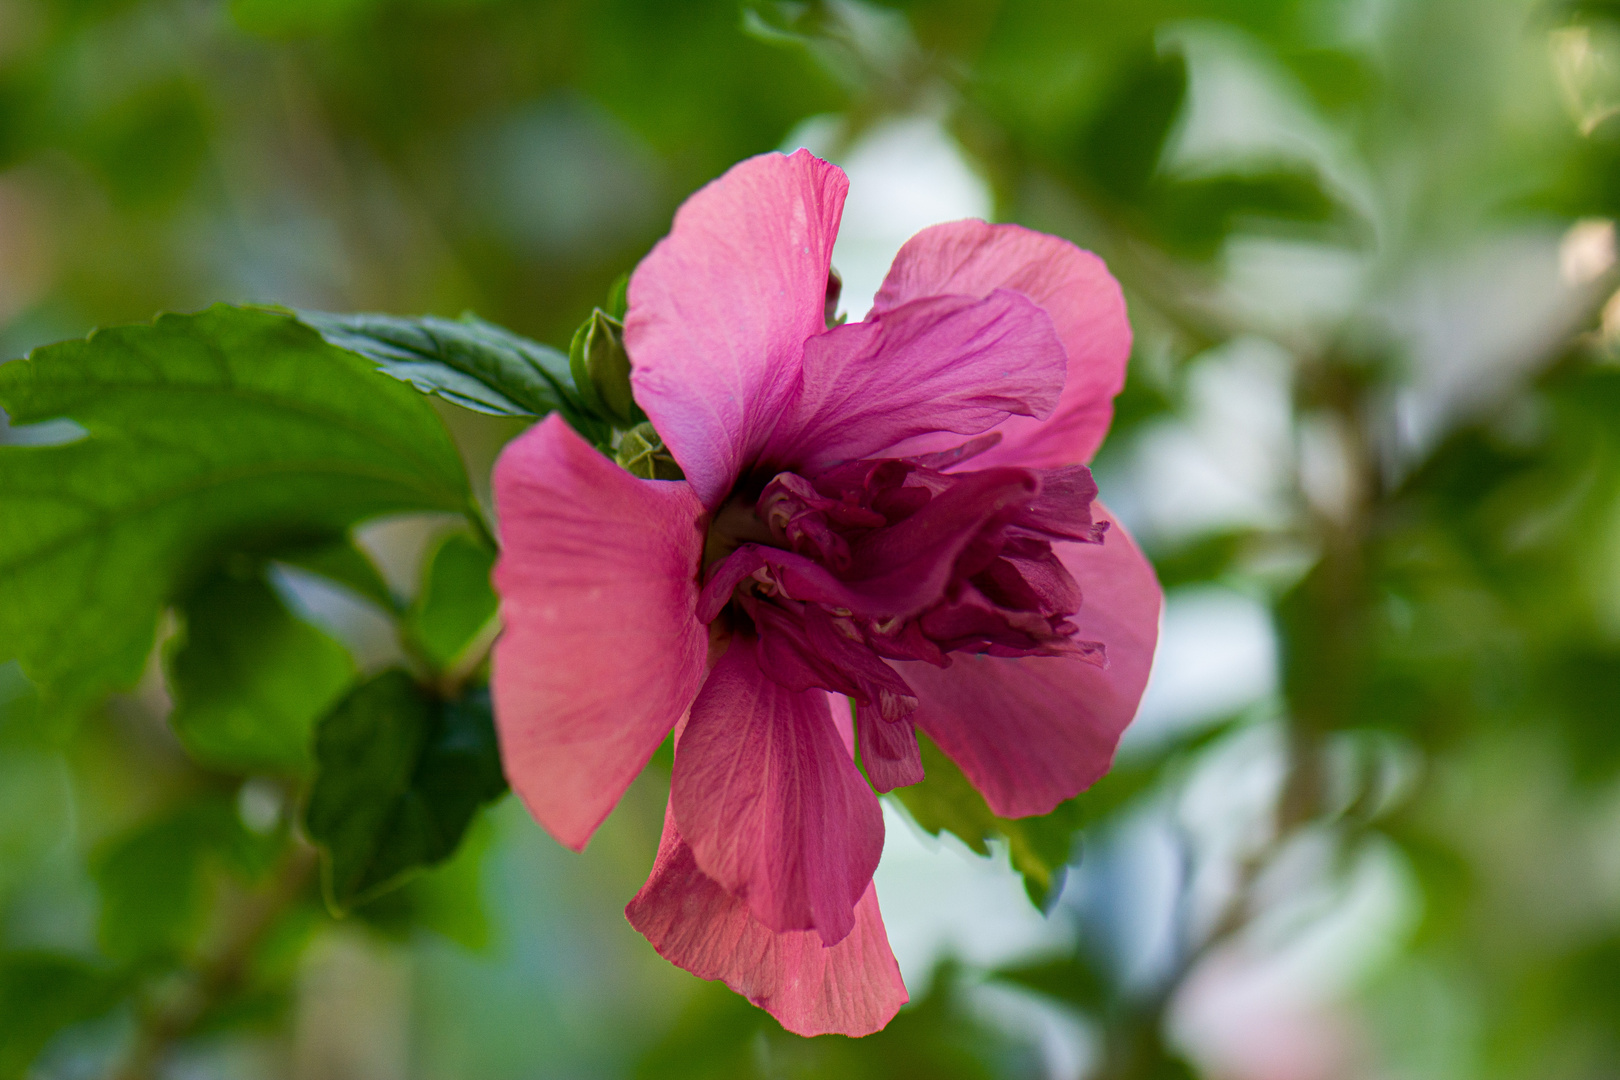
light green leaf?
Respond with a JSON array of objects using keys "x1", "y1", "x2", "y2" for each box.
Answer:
[
  {"x1": 166, "y1": 569, "x2": 355, "y2": 774},
  {"x1": 892, "y1": 736, "x2": 1081, "y2": 911},
  {"x1": 407, "y1": 532, "x2": 498, "y2": 672},
  {"x1": 0, "y1": 305, "x2": 472, "y2": 709},
  {"x1": 305, "y1": 672, "x2": 507, "y2": 912}
]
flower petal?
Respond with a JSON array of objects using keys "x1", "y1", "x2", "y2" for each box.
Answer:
[
  {"x1": 626, "y1": 149, "x2": 848, "y2": 507},
  {"x1": 873, "y1": 220, "x2": 1131, "y2": 468},
  {"x1": 903, "y1": 505, "x2": 1161, "y2": 818},
  {"x1": 672, "y1": 635, "x2": 884, "y2": 945},
  {"x1": 757, "y1": 290, "x2": 1067, "y2": 473},
  {"x1": 491, "y1": 415, "x2": 707, "y2": 851},
  {"x1": 626, "y1": 804, "x2": 907, "y2": 1037},
  {"x1": 857, "y1": 704, "x2": 925, "y2": 793}
]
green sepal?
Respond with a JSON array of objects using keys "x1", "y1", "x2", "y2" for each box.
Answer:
[
  {"x1": 615, "y1": 421, "x2": 685, "y2": 480},
  {"x1": 568, "y1": 316, "x2": 608, "y2": 419},
  {"x1": 304, "y1": 671, "x2": 507, "y2": 913}
]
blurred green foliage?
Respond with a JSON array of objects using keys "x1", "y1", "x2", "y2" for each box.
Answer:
[{"x1": 2, "y1": 0, "x2": 1620, "y2": 1077}]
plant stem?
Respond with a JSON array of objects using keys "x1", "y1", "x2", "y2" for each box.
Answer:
[{"x1": 108, "y1": 843, "x2": 318, "y2": 1080}]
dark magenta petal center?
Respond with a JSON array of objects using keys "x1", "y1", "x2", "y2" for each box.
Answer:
[{"x1": 699, "y1": 441, "x2": 1109, "y2": 730}]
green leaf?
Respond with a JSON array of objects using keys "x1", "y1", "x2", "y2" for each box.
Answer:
[
  {"x1": 166, "y1": 568, "x2": 355, "y2": 774},
  {"x1": 298, "y1": 309, "x2": 603, "y2": 436},
  {"x1": 305, "y1": 671, "x2": 507, "y2": 912},
  {"x1": 892, "y1": 736, "x2": 1081, "y2": 911},
  {"x1": 407, "y1": 532, "x2": 498, "y2": 672},
  {"x1": 0, "y1": 952, "x2": 124, "y2": 1080},
  {"x1": 0, "y1": 305, "x2": 472, "y2": 709}
]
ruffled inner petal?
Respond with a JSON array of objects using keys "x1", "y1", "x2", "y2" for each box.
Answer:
[
  {"x1": 757, "y1": 289, "x2": 1067, "y2": 475},
  {"x1": 904, "y1": 505, "x2": 1161, "y2": 818},
  {"x1": 872, "y1": 219, "x2": 1131, "y2": 469}
]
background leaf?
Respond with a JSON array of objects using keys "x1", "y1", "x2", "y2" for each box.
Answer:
[
  {"x1": 166, "y1": 568, "x2": 355, "y2": 774},
  {"x1": 0, "y1": 953, "x2": 123, "y2": 1080},
  {"x1": 407, "y1": 531, "x2": 498, "y2": 672},
  {"x1": 93, "y1": 797, "x2": 277, "y2": 966}
]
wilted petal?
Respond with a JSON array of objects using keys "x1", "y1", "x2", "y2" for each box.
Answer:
[
  {"x1": 626, "y1": 804, "x2": 907, "y2": 1038},
  {"x1": 758, "y1": 291, "x2": 1067, "y2": 473},
  {"x1": 627, "y1": 149, "x2": 848, "y2": 507},
  {"x1": 492, "y1": 415, "x2": 707, "y2": 851},
  {"x1": 874, "y1": 220, "x2": 1131, "y2": 468},
  {"x1": 903, "y1": 506, "x2": 1160, "y2": 818},
  {"x1": 672, "y1": 635, "x2": 884, "y2": 945}
]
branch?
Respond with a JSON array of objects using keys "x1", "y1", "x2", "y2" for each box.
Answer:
[{"x1": 108, "y1": 842, "x2": 318, "y2": 1080}]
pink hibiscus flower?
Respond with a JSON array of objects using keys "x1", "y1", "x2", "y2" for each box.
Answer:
[{"x1": 490, "y1": 149, "x2": 1161, "y2": 1037}]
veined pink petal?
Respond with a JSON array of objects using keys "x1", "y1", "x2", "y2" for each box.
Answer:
[
  {"x1": 626, "y1": 804, "x2": 907, "y2": 1038},
  {"x1": 904, "y1": 505, "x2": 1160, "y2": 818},
  {"x1": 492, "y1": 415, "x2": 707, "y2": 851},
  {"x1": 672, "y1": 635, "x2": 884, "y2": 946},
  {"x1": 626, "y1": 149, "x2": 848, "y2": 507},
  {"x1": 873, "y1": 220, "x2": 1131, "y2": 468},
  {"x1": 757, "y1": 290, "x2": 1066, "y2": 473}
]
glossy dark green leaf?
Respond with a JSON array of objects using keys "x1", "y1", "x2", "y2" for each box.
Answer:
[
  {"x1": 305, "y1": 671, "x2": 507, "y2": 911},
  {"x1": 407, "y1": 532, "x2": 498, "y2": 672},
  {"x1": 298, "y1": 309, "x2": 603, "y2": 437},
  {"x1": 166, "y1": 570, "x2": 355, "y2": 774},
  {"x1": 893, "y1": 736, "x2": 1081, "y2": 911},
  {"x1": 0, "y1": 305, "x2": 472, "y2": 709},
  {"x1": 0, "y1": 952, "x2": 124, "y2": 1080}
]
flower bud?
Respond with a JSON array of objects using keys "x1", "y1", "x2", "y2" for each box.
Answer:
[
  {"x1": 569, "y1": 308, "x2": 636, "y2": 425},
  {"x1": 825, "y1": 266, "x2": 845, "y2": 328}
]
